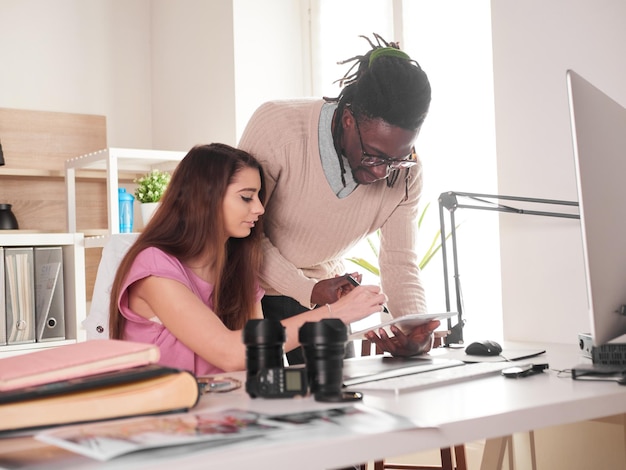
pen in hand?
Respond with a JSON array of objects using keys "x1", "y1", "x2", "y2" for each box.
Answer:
[{"x1": 344, "y1": 274, "x2": 390, "y2": 314}]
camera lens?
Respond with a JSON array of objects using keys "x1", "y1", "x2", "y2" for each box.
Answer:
[
  {"x1": 298, "y1": 319, "x2": 347, "y2": 401},
  {"x1": 243, "y1": 319, "x2": 286, "y2": 397}
]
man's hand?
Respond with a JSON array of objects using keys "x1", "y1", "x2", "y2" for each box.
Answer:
[
  {"x1": 311, "y1": 273, "x2": 362, "y2": 306},
  {"x1": 365, "y1": 320, "x2": 441, "y2": 357}
]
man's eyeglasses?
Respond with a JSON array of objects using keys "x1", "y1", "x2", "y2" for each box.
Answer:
[{"x1": 352, "y1": 114, "x2": 417, "y2": 170}]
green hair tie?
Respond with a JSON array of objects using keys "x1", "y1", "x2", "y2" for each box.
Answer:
[{"x1": 369, "y1": 47, "x2": 411, "y2": 66}]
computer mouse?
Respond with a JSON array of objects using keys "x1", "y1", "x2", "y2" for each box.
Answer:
[{"x1": 464, "y1": 340, "x2": 503, "y2": 356}]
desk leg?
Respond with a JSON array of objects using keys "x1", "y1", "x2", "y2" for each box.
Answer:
[
  {"x1": 623, "y1": 415, "x2": 626, "y2": 464},
  {"x1": 526, "y1": 430, "x2": 537, "y2": 470},
  {"x1": 480, "y1": 432, "x2": 538, "y2": 470},
  {"x1": 480, "y1": 436, "x2": 513, "y2": 470},
  {"x1": 594, "y1": 414, "x2": 626, "y2": 464}
]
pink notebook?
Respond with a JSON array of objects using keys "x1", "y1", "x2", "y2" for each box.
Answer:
[{"x1": 0, "y1": 339, "x2": 160, "y2": 392}]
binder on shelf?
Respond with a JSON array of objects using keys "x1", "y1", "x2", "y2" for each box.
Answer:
[
  {"x1": 4, "y1": 247, "x2": 36, "y2": 345},
  {"x1": 34, "y1": 246, "x2": 65, "y2": 342},
  {"x1": 0, "y1": 247, "x2": 5, "y2": 346}
]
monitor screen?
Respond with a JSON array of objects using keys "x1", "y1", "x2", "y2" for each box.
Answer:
[{"x1": 567, "y1": 69, "x2": 626, "y2": 346}]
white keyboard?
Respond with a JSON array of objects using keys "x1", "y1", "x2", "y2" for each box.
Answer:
[{"x1": 346, "y1": 361, "x2": 521, "y2": 393}]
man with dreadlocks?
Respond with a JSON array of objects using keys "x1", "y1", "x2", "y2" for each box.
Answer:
[{"x1": 239, "y1": 34, "x2": 437, "y2": 363}]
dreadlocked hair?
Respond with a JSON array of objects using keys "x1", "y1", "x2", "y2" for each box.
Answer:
[{"x1": 325, "y1": 33, "x2": 431, "y2": 194}]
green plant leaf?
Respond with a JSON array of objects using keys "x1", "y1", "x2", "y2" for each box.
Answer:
[
  {"x1": 345, "y1": 257, "x2": 380, "y2": 276},
  {"x1": 417, "y1": 201, "x2": 430, "y2": 230},
  {"x1": 345, "y1": 201, "x2": 460, "y2": 276},
  {"x1": 367, "y1": 230, "x2": 380, "y2": 258}
]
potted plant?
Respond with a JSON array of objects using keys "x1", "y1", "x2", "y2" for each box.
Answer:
[{"x1": 134, "y1": 169, "x2": 171, "y2": 225}]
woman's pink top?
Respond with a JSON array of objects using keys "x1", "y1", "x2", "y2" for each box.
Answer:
[{"x1": 118, "y1": 247, "x2": 263, "y2": 375}]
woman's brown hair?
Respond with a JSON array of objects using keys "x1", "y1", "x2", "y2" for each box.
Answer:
[{"x1": 109, "y1": 143, "x2": 266, "y2": 339}]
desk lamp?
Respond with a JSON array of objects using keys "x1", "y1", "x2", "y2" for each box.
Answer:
[{"x1": 438, "y1": 191, "x2": 580, "y2": 346}]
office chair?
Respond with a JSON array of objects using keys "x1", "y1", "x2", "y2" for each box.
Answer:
[
  {"x1": 82, "y1": 233, "x2": 140, "y2": 339},
  {"x1": 359, "y1": 339, "x2": 468, "y2": 470}
]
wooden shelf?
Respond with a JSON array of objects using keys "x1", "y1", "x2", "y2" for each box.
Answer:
[
  {"x1": 0, "y1": 232, "x2": 86, "y2": 358},
  {"x1": 0, "y1": 168, "x2": 64, "y2": 178},
  {"x1": 0, "y1": 339, "x2": 79, "y2": 356},
  {"x1": 65, "y1": 148, "x2": 185, "y2": 237},
  {"x1": 0, "y1": 108, "x2": 108, "y2": 354},
  {"x1": 0, "y1": 167, "x2": 145, "y2": 180},
  {"x1": 84, "y1": 234, "x2": 112, "y2": 249}
]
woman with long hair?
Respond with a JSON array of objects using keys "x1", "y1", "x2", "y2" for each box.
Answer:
[{"x1": 108, "y1": 143, "x2": 386, "y2": 375}]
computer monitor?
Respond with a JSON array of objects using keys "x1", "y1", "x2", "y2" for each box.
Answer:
[{"x1": 567, "y1": 69, "x2": 626, "y2": 346}]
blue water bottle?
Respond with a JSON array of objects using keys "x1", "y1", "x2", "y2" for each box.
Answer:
[{"x1": 118, "y1": 188, "x2": 134, "y2": 233}]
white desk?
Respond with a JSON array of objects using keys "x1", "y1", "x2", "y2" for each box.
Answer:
[{"x1": 1, "y1": 342, "x2": 625, "y2": 470}]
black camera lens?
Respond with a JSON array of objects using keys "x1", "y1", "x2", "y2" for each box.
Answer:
[
  {"x1": 298, "y1": 319, "x2": 347, "y2": 401},
  {"x1": 243, "y1": 319, "x2": 286, "y2": 397}
]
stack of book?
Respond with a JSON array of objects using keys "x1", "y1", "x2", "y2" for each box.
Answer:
[{"x1": 0, "y1": 339, "x2": 201, "y2": 433}]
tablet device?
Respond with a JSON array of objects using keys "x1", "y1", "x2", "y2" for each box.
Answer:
[
  {"x1": 349, "y1": 312, "x2": 457, "y2": 340},
  {"x1": 342, "y1": 355, "x2": 464, "y2": 387}
]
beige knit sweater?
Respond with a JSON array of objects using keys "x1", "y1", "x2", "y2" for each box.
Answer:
[{"x1": 239, "y1": 99, "x2": 428, "y2": 317}]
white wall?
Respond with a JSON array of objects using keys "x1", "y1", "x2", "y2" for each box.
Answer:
[
  {"x1": 149, "y1": 0, "x2": 310, "y2": 149},
  {"x1": 233, "y1": 0, "x2": 310, "y2": 142},
  {"x1": 0, "y1": 0, "x2": 308, "y2": 151},
  {"x1": 492, "y1": 0, "x2": 626, "y2": 344},
  {"x1": 150, "y1": 0, "x2": 237, "y2": 150},
  {"x1": 0, "y1": 0, "x2": 153, "y2": 148}
]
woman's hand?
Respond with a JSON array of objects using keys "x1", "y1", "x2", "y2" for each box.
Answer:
[
  {"x1": 365, "y1": 320, "x2": 440, "y2": 357},
  {"x1": 281, "y1": 283, "x2": 386, "y2": 353},
  {"x1": 330, "y1": 284, "x2": 387, "y2": 324}
]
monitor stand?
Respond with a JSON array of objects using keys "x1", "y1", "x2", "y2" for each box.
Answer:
[{"x1": 578, "y1": 333, "x2": 626, "y2": 366}]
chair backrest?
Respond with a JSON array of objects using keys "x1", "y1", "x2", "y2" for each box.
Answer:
[
  {"x1": 82, "y1": 234, "x2": 140, "y2": 339},
  {"x1": 361, "y1": 338, "x2": 384, "y2": 357}
]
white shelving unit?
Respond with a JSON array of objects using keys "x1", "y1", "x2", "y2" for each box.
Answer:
[
  {"x1": 0, "y1": 232, "x2": 86, "y2": 358},
  {"x1": 65, "y1": 148, "x2": 186, "y2": 248}
]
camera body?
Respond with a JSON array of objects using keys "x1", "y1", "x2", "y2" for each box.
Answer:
[
  {"x1": 247, "y1": 365, "x2": 309, "y2": 398},
  {"x1": 243, "y1": 318, "x2": 358, "y2": 402}
]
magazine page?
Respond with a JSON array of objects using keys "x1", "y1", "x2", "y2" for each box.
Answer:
[
  {"x1": 35, "y1": 408, "x2": 296, "y2": 461},
  {"x1": 35, "y1": 405, "x2": 422, "y2": 461},
  {"x1": 266, "y1": 404, "x2": 420, "y2": 437}
]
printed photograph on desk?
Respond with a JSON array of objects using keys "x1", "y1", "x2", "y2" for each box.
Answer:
[
  {"x1": 267, "y1": 404, "x2": 420, "y2": 435},
  {"x1": 35, "y1": 409, "x2": 296, "y2": 461},
  {"x1": 35, "y1": 405, "x2": 422, "y2": 461}
]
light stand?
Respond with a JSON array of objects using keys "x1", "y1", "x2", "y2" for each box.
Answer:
[{"x1": 437, "y1": 191, "x2": 580, "y2": 346}]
